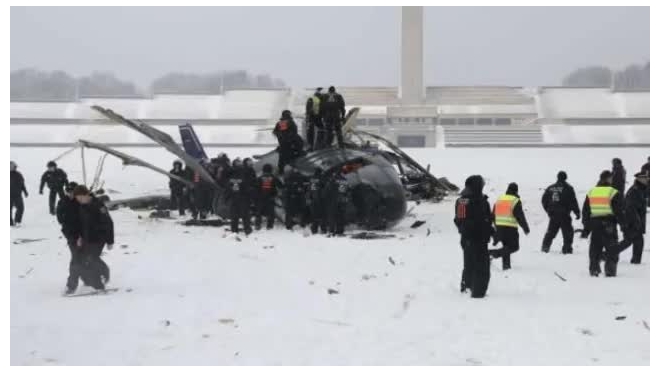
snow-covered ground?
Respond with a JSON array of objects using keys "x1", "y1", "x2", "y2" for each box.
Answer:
[{"x1": 10, "y1": 147, "x2": 650, "y2": 365}]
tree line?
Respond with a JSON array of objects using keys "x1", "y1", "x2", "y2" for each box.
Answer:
[
  {"x1": 10, "y1": 69, "x2": 287, "y2": 101},
  {"x1": 562, "y1": 61, "x2": 649, "y2": 90}
]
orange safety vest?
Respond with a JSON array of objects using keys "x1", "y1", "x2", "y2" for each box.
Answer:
[{"x1": 494, "y1": 194, "x2": 519, "y2": 227}]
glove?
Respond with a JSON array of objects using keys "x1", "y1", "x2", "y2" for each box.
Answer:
[
  {"x1": 106, "y1": 244, "x2": 114, "y2": 251},
  {"x1": 524, "y1": 229, "x2": 530, "y2": 236},
  {"x1": 39, "y1": 190, "x2": 43, "y2": 195},
  {"x1": 24, "y1": 192, "x2": 28, "y2": 198},
  {"x1": 575, "y1": 213, "x2": 580, "y2": 220}
]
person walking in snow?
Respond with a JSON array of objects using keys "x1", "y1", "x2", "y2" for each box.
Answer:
[
  {"x1": 489, "y1": 182, "x2": 530, "y2": 270},
  {"x1": 454, "y1": 175, "x2": 494, "y2": 298}
]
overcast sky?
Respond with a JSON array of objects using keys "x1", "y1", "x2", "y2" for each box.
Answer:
[{"x1": 10, "y1": 6, "x2": 649, "y2": 89}]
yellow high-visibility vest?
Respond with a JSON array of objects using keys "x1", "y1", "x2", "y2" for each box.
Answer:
[
  {"x1": 494, "y1": 194, "x2": 519, "y2": 227},
  {"x1": 588, "y1": 186, "x2": 618, "y2": 217},
  {"x1": 311, "y1": 95, "x2": 321, "y2": 115}
]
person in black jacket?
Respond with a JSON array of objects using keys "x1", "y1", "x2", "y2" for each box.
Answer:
[
  {"x1": 73, "y1": 185, "x2": 113, "y2": 292},
  {"x1": 615, "y1": 172, "x2": 648, "y2": 264},
  {"x1": 307, "y1": 167, "x2": 327, "y2": 234},
  {"x1": 284, "y1": 166, "x2": 308, "y2": 230},
  {"x1": 325, "y1": 171, "x2": 350, "y2": 236},
  {"x1": 169, "y1": 160, "x2": 187, "y2": 216},
  {"x1": 489, "y1": 183, "x2": 530, "y2": 270},
  {"x1": 321, "y1": 86, "x2": 346, "y2": 148},
  {"x1": 273, "y1": 110, "x2": 305, "y2": 174},
  {"x1": 581, "y1": 170, "x2": 625, "y2": 277},
  {"x1": 612, "y1": 158, "x2": 627, "y2": 195},
  {"x1": 641, "y1": 156, "x2": 649, "y2": 206},
  {"x1": 541, "y1": 171, "x2": 580, "y2": 254},
  {"x1": 255, "y1": 164, "x2": 282, "y2": 230},
  {"x1": 454, "y1": 175, "x2": 494, "y2": 298},
  {"x1": 39, "y1": 161, "x2": 68, "y2": 215},
  {"x1": 10, "y1": 161, "x2": 28, "y2": 226},
  {"x1": 243, "y1": 158, "x2": 258, "y2": 217},
  {"x1": 56, "y1": 182, "x2": 88, "y2": 293},
  {"x1": 226, "y1": 159, "x2": 252, "y2": 235}
]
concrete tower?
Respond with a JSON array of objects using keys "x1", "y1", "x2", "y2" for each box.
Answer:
[{"x1": 400, "y1": 6, "x2": 424, "y2": 105}]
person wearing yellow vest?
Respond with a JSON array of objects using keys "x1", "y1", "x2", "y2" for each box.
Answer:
[
  {"x1": 305, "y1": 87, "x2": 324, "y2": 151},
  {"x1": 489, "y1": 183, "x2": 530, "y2": 270},
  {"x1": 581, "y1": 170, "x2": 625, "y2": 277}
]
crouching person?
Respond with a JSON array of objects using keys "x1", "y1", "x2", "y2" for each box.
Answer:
[{"x1": 73, "y1": 185, "x2": 114, "y2": 292}]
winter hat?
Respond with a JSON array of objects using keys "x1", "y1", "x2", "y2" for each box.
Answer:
[
  {"x1": 506, "y1": 182, "x2": 519, "y2": 195},
  {"x1": 557, "y1": 171, "x2": 567, "y2": 182},
  {"x1": 65, "y1": 181, "x2": 79, "y2": 192},
  {"x1": 600, "y1": 170, "x2": 613, "y2": 181},
  {"x1": 72, "y1": 185, "x2": 90, "y2": 196}
]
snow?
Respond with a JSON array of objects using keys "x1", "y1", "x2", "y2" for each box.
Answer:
[{"x1": 10, "y1": 147, "x2": 650, "y2": 365}]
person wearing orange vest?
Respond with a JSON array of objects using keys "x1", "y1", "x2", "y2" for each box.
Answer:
[
  {"x1": 489, "y1": 183, "x2": 530, "y2": 270},
  {"x1": 581, "y1": 170, "x2": 625, "y2": 277}
]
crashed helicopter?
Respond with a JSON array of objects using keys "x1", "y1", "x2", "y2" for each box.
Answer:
[{"x1": 82, "y1": 105, "x2": 458, "y2": 230}]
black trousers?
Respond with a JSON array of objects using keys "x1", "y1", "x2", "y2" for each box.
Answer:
[
  {"x1": 310, "y1": 198, "x2": 327, "y2": 234},
  {"x1": 542, "y1": 214, "x2": 574, "y2": 253},
  {"x1": 191, "y1": 185, "x2": 212, "y2": 219},
  {"x1": 255, "y1": 197, "x2": 275, "y2": 230},
  {"x1": 324, "y1": 117, "x2": 344, "y2": 148},
  {"x1": 328, "y1": 201, "x2": 346, "y2": 235},
  {"x1": 10, "y1": 194, "x2": 24, "y2": 225},
  {"x1": 230, "y1": 197, "x2": 252, "y2": 235},
  {"x1": 285, "y1": 196, "x2": 306, "y2": 230},
  {"x1": 170, "y1": 188, "x2": 186, "y2": 216},
  {"x1": 617, "y1": 232, "x2": 644, "y2": 263},
  {"x1": 492, "y1": 227, "x2": 520, "y2": 270},
  {"x1": 49, "y1": 188, "x2": 65, "y2": 215},
  {"x1": 588, "y1": 220, "x2": 619, "y2": 276},
  {"x1": 70, "y1": 241, "x2": 108, "y2": 290},
  {"x1": 461, "y1": 237, "x2": 491, "y2": 298}
]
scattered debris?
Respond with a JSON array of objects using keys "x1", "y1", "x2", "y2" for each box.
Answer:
[
  {"x1": 183, "y1": 231, "x2": 190, "y2": 234},
  {"x1": 202, "y1": 334, "x2": 210, "y2": 339},
  {"x1": 149, "y1": 210, "x2": 172, "y2": 219},
  {"x1": 361, "y1": 274, "x2": 377, "y2": 281},
  {"x1": 426, "y1": 228, "x2": 431, "y2": 236},
  {"x1": 615, "y1": 316, "x2": 627, "y2": 321},
  {"x1": 163, "y1": 320, "x2": 171, "y2": 327},
  {"x1": 554, "y1": 272, "x2": 567, "y2": 282},
  {"x1": 410, "y1": 220, "x2": 426, "y2": 229},
  {"x1": 120, "y1": 244, "x2": 128, "y2": 249},
  {"x1": 579, "y1": 328, "x2": 593, "y2": 336},
  {"x1": 13, "y1": 238, "x2": 47, "y2": 245},
  {"x1": 18, "y1": 267, "x2": 34, "y2": 278},
  {"x1": 308, "y1": 280, "x2": 315, "y2": 285},
  {"x1": 643, "y1": 321, "x2": 650, "y2": 330},
  {"x1": 183, "y1": 219, "x2": 225, "y2": 227},
  {"x1": 218, "y1": 318, "x2": 235, "y2": 325},
  {"x1": 350, "y1": 232, "x2": 396, "y2": 240},
  {"x1": 234, "y1": 352, "x2": 240, "y2": 356},
  {"x1": 327, "y1": 288, "x2": 339, "y2": 295},
  {"x1": 262, "y1": 245, "x2": 275, "y2": 249},
  {"x1": 388, "y1": 256, "x2": 396, "y2": 266},
  {"x1": 125, "y1": 288, "x2": 133, "y2": 293}
]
